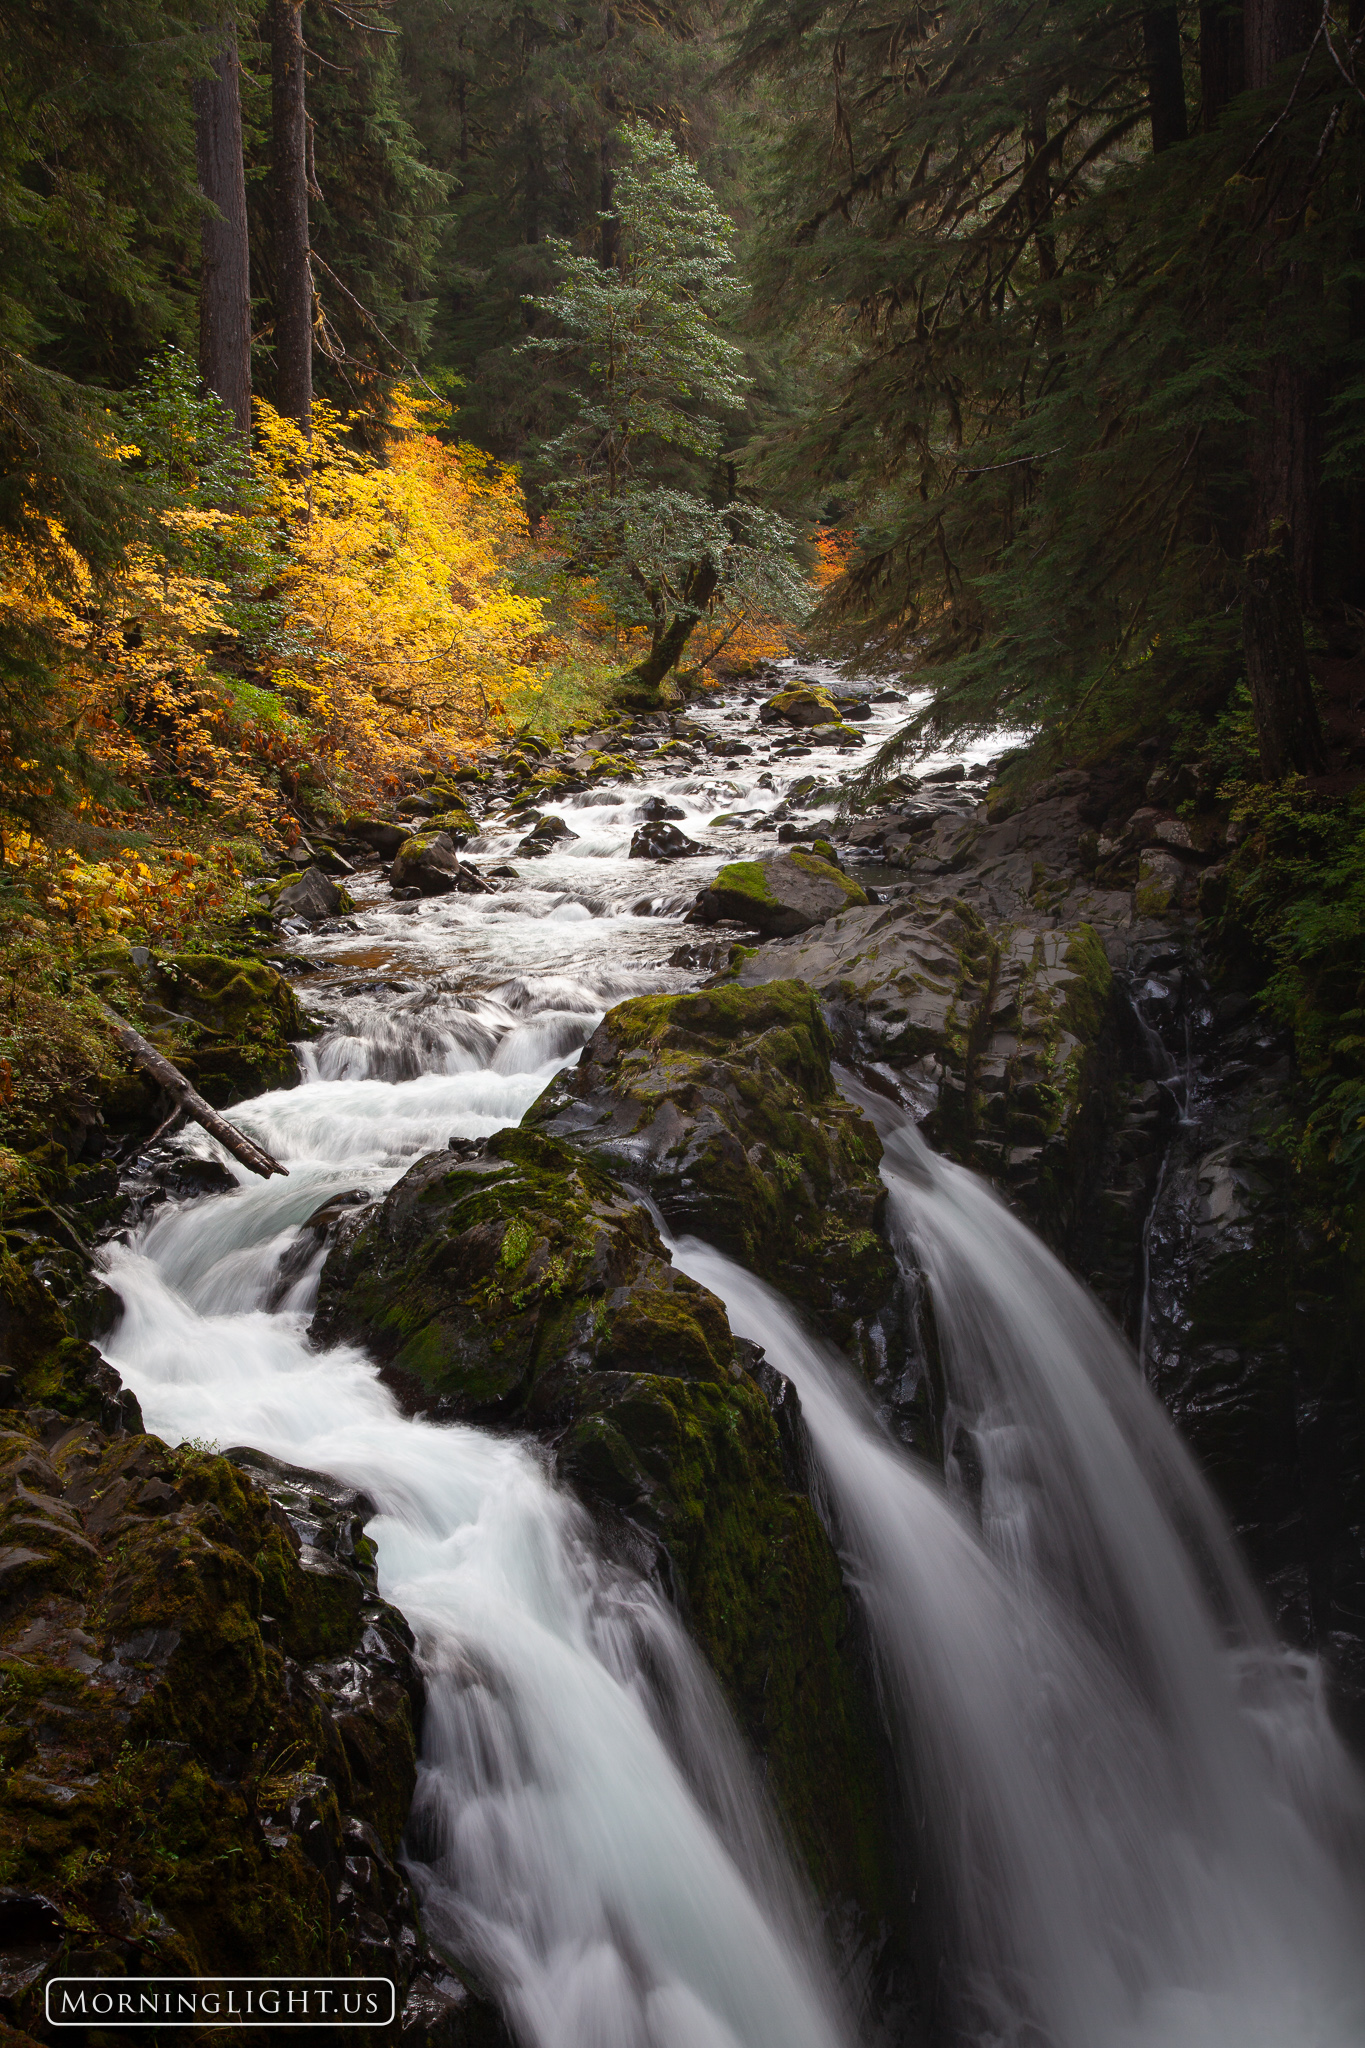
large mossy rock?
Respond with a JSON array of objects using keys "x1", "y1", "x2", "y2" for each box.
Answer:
[
  {"x1": 84, "y1": 946, "x2": 311, "y2": 1115},
  {"x1": 736, "y1": 905, "x2": 1121, "y2": 1250},
  {"x1": 757, "y1": 683, "x2": 840, "y2": 727},
  {"x1": 693, "y1": 851, "x2": 868, "y2": 937},
  {"x1": 311, "y1": 1124, "x2": 893, "y2": 1918},
  {"x1": 526, "y1": 981, "x2": 895, "y2": 1339},
  {"x1": 0, "y1": 1411, "x2": 503, "y2": 2043}
]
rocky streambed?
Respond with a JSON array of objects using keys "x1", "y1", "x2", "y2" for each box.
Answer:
[{"x1": 1, "y1": 663, "x2": 1361, "y2": 2045}]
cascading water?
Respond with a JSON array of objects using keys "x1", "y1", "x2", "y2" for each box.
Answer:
[
  {"x1": 92, "y1": 663, "x2": 1362, "y2": 2048},
  {"x1": 669, "y1": 1089, "x2": 1365, "y2": 2048},
  {"x1": 95, "y1": 665, "x2": 932, "y2": 2048},
  {"x1": 99, "y1": 1054, "x2": 850, "y2": 2048}
]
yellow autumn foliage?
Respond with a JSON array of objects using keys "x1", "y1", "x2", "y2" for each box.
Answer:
[{"x1": 253, "y1": 394, "x2": 548, "y2": 782}]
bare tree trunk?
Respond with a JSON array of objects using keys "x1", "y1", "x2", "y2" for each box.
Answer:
[
  {"x1": 1245, "y1": 0, "x2": 1317, "y2": 84},
  {"x1": 1199, "y1": 0, "x2": 1245, "y2": 126},
  {"x1": 271, "y1": 0, "x2": 312, "y2": 432},
  {"x1": 1239, "y1": 0, "x2": 1324, "y2": 766},
  {"x1": 1143, "y1": 7, "x2": 1189, "y2": 150},
  {"x1": 1243, "y1": 533, "x2": 1327, "y2": 776},
  {"x1": 193, "y1": 17, "x2": 252, "y2": 441},
  {"x1": 100, "y1": 1005, "x2": 289, "y2": 1180}
]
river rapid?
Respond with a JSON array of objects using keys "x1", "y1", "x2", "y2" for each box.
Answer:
[{"x1": 96, "y1": 669, "x2": 1365, "y2": 2048}]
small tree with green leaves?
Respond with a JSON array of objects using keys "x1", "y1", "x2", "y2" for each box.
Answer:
[{"x1": 522, "y1": 121, "x2": 806, "y2": 693}]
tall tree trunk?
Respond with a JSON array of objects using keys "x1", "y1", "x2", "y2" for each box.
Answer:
[
  {"x1": 1239, "y1": 0, "x2": 1325, "y2": 772},
  {"x1": 1199, "y1": 0, "x2": 1245, "y2": 126},
  {"x1": 1143, "y1": 8, "x2": 1189, "y2": 150},
  {"x1": 271, "y1": 0, "x2": 311, "y2": 432},
  {"x1": 1244, "y1": 0, "x2": 1316, "y2": 83},
  {"x1": 192, "y1": 17, "x2": 252, "y2": 441},
  {"x1": 1243, "y1": 533, "x2": 1326, "y2": 775}
]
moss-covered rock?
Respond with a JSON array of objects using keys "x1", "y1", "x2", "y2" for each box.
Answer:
[
  {"x1": 311, "y1": 1123, "x2": 893, "y2": 1918},
  {"x1": 0, "y1": 1411, "x2": 505, "y2": 2044},
  {"x1": 693, "y1": 852, "x2": 868, "y2": 937},
  {"x1": 757, "y1": 684, "x2": 840, "y2": 728},
  {"x1": 525, "y1": 981, "x2": 895, "y2": 1338},
  {"x1": 81, "y1": 945, "x2": 311, "y2": 1116}
]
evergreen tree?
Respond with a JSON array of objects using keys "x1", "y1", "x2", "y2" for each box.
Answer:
[
  {"x1": 394, "y1": 0, "x2": 715, "y2": 462},
  {"x1": 524, "y1": 122, "x2": 805, "y2": 690},
  {"x1": 737, "y1": 0, "x2": 1365, "y2": 772}
]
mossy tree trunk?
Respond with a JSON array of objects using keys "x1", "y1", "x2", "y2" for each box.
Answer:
[{"x1": 616, "y1": 557, "x2": 721, "y2": 700}]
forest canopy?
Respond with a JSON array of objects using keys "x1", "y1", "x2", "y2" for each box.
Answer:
[{"x1": 2, "y1": 0, "x2": 1362, "y2": 841}]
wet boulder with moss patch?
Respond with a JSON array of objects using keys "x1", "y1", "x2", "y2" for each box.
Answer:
[
  {"x1": 0, "y1": 1410, "x2": 501, "y2": 2043},
  {"x1": 692, "y1": 852, "x2": 867, "y2": 938},
  {"x1": 524, "y1": 982, "x2": 895, "y2": 1339},
  {"x1": 757, "y1": 683, "x2": 841, "y2": 728},
  {"x1": 310, "y1": 1123, "x2": 894, "y2": 1919}
]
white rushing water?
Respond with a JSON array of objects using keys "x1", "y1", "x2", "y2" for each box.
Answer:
[
  {"x1": 100, "y1": 1055, "x2": 849, "y2": 2048},
  {"x1": 669, "y1": 1099, "x2": 1365, "y2": 2048},
  {"x1": 93, "y1": 668, "x2": 1364, "y2": 2046},
  {"x1": 97, "y1": 665, "x2": 919, "y2": 2048}
]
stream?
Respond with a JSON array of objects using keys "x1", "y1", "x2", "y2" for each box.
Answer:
[{"x1": 95, "y1": 669, "x2": 1365, "y2": 2048}]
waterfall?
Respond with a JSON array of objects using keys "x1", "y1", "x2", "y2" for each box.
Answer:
[
  {"x1": 88, "y1": 669, "x2": 1365, "y2": 2047},
  {"x1": 99, "y1": 1054, "x2": 851, "y2": 2048},
  {"x1": 668, "y1": 1092, "x2": 1365, "y2": 2048}
]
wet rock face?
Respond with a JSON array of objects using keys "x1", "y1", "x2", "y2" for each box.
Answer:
[
  {"x1": 275, "y1": 865, "x2": 352, "y2": 923},
  {"x1": 693, "y1": 851, "x2": 868, "y2": 937},
  {"x1": 1140, "y1": 980, "x2": 1365, "y2": 1728},
  {"x1": 524, "y1": 981, "x2": 896, "y2": 1340},
  {"x1": 0, "y1": 1412, "x2": 496, "y2": 2042},
  {"x1": 311, "y1": 1122, "x2": 892, "y2": 1917},
  {"x1": 629, "y1": 820, "x2": 702, "y2": 861}
]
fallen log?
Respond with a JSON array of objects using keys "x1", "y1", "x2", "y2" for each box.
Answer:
[{"x1": 99, "y1": 1003, "x2": 288, "y2": 1180}]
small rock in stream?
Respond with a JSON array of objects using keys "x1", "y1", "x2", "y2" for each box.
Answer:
[{"x1": 629, "y1": 820, "x2": 703, "y2": 861}]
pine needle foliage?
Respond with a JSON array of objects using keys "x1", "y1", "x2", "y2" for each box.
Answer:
[{"x1": 738, "y1": 0, "x2": 1365, "y2": 763}]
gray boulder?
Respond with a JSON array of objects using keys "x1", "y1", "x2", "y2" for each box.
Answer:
[
  {"x1": 275, "y1": 865, "x2": 350, "y2": 921},
  {"x1": 692, "y1": 851, "x2": 867, "y2": 937}
]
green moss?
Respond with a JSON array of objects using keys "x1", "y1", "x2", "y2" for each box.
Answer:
[
  {"x1": 708, "y1": 858, "x2": 780, "y2": 909},
  {"x1": 0, "y1": 1419, "x2": 423, "y2": 2028},
  {"x1": 313, "y1": 1118, "x2": 895, "y2": 1922},
  {"x1": 525, "y1": 981, "x2": 895, "y2": 1338},
  {"x1": 788, "y1": 849, "x2": 868, "y2": 908}
]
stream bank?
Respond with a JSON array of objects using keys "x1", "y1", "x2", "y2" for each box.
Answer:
[{"x1": 1, "y1": 666, "x2": 1361, "y2": 2040}]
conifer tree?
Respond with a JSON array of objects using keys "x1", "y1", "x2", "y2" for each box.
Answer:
[
  {"x1": 737, "y1": 0, "x2": 1364, "y2": 774},
  {"x1": 193, "y1": 12, "x2": 252, "y2": 440},
  {"x1": 523, "y1": 123, "x2": 804, "y2": 692}
]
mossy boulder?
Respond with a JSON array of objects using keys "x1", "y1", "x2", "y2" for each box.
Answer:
[
  {"x1": 757, "y1": 683, "x2": 841, "y2": 728},
  {"x1": 274, "y1": 865, "x2": 355, "y2": 922},
  {"x1": 390, "y1": 829, "x2": 465, "y2": 895},
  {"x1": 0, "y1": 1411, "x2": 499, "y2": 2042},
  {"x1": 525, "y1": 981, "x2": 895, "y2": 1338},
  {"x1": 82, "y1": 945, "x2": 311, "y2": 1113},
  {"x1": 312, "y1": 1127, "x2": 731, "y2": 1422},
  {"x1": 311, "y1": 1123, "x2": 893, "y2": 1917},
  {"x1": 693, "y1": 852, "x2": 868, "y2": 937}
]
